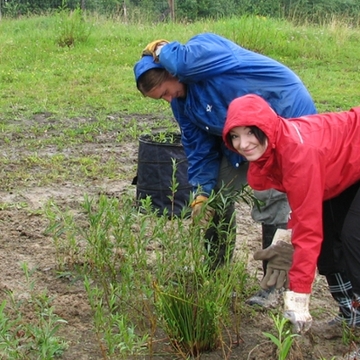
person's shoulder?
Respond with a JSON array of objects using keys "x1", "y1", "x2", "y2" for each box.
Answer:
[{"x1": 189, "y1": 32, "x2": 224, "y2": 42}]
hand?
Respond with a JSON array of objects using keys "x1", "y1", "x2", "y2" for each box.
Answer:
[
  {"x1": 142, "y1": 39, "x2": 169, "y2": 61},
  {"x1": 191, "y1": 195, "x2": 215, "y2": 228},
  {"x1": 283, "y1": 290, "x2": 312, "y2": 334},
  {"x1": 253, "y1": 229, "x2": 293, "y2": 289}
]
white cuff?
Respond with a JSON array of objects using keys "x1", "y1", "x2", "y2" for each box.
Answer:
[{"x1": 283, "y1": 290, "x2": 310, "y2": 312}]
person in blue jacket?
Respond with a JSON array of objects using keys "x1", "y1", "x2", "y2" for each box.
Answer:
[{"x1": 133, "y1": 33, "x2": 357, "y2": 318}]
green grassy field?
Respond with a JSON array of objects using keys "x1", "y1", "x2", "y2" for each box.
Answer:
[{"x1": 0, "y1": 13, "x2": 359, "y2": 121}]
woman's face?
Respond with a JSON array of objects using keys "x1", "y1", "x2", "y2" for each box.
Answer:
[
  {"x1": 229, "y1": 126, "x2": 268, "y2": 161},
  {"x1": 145, "y1": 77, "x2": 186, "y2": 102}
]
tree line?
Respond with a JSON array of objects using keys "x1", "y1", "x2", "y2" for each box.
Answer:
[{"x1": 1, "y1": 0, "x2": 359, "y2": 23}]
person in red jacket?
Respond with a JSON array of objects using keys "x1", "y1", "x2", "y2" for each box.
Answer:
[{"x1": 223, "y1": 94, "x2": 360, "y2": 333}]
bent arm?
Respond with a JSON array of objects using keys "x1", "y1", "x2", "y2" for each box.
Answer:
[{"x1": 159, "y1": 33, "x2": 240, "y2": 81}]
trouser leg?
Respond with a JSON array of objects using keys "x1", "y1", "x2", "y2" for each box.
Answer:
[
  {"x1": 251, "y1": 189, "x2": 290, "y2": 276},
  {"x1": 325, "y1": 272, "x2": 360, "y2": 325},
  {"x1": 213, "y1": 159, "x2": 290, "y2": 272},
  {"x1": 216, "y1": 164, "x2": 290, "y2": 306},
  {"x1": 341, "y1": 184, "x2": 360, "y2": 297},
  {"x1": 204, "y1": 158, "x2": 248, "y2": 269},
  {"x1": 251, "y1": 189, "x2": 290, "y2": 226},
  {"x1": 318, "y1": 182, "x2": 360, "y2": 323}
]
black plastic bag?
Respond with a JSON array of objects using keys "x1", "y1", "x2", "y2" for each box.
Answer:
[{"x1": 134, "y1": 133, "x2": 192, "y2": 217}]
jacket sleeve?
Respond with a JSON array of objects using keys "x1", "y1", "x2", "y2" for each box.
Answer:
[
  {"x1": 159, "y1": 33, "x2": 317, "y2": 119},
  {"x1": 281, "y1": 145, "x2": 326, "y2": 294},
  {"x1": 171, "y1": 100, "x2": 221, "y2": 195},
  {"x1": 158, "y1": 33, "x2": 239, "y2": 81}
]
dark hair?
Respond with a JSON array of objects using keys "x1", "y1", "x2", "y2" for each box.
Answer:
[
  {"x1": 137, "y1": 68, "x2": 173, "y2": 95},
  {"x1": 226, "y1": 125, "x2": 267, "y2": 150},
  {"x1": 249, "y1": 126, "x2": 267, "y2": 145}
]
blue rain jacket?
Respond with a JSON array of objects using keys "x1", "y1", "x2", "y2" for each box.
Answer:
[{"x1": 158, "y1": 33, "x2": 317, "y2": 195}]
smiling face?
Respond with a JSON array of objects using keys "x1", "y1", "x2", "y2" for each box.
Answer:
[
  {"x1": 229, "y1": 126, "x2": 268, "y2": 161},
  {"x1": 145, "y1": 77, "x2": 187, "y2": 102}
]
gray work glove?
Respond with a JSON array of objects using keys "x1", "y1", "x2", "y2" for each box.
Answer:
[
  {"x1": 253, "y1": 229, "x2": 294, "y2": 289},
  {"x1": 283, "y1": 290, "x2": 312, "y2": 334}
]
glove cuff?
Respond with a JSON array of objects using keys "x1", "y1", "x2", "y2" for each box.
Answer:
[
  {"x1": 155, "y1": 43, "x2": 167, "y2": 57},
  {"x1": 283, "y1": 290, "x2": 310, "y2": 311},
  {"x1": 272, "y1": 229, "x2": 292, "y2": 245},
  {"x1": 191, "y1": 195, "x2": 208, "y2": 208}
]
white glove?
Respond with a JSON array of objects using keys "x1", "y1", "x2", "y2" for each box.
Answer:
[{"x1": 283, "y1": 290, "x2": 312, "y2": 334}]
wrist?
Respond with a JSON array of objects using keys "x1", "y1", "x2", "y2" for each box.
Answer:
[
  {"x1": 283, "y1": 290, "x2": 310, "y2": 311},
  {"x1": 272, "y1": 229, "x2": 292, "y2": 245}
]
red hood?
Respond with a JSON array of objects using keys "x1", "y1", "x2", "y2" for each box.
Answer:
[{"x1": 223, "y1": 94, "x2": 281, "y2": 165}]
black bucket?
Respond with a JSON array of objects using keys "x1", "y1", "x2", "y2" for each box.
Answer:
[{"x1": 135, "y1": 133, "x2": 192, "y2": 217}]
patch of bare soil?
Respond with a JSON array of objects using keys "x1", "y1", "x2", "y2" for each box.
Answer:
[{"x1": 0, "y1": 113, "x2": 359, "y2": 359}]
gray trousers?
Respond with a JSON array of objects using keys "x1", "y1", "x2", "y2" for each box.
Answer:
[{"x1": 217, "y1": 157, "x2": 290, "y2": 226}]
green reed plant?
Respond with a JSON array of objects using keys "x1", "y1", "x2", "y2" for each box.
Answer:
[
  {"x1": 169, "y1": 155, "x2": 181, "y2": 217},
  {"x1": 153, "y1": 263, "x2": 241, "y2": 358},
  {"x1": 154, "y1": 276, "x2": 220, "y2": 357},
  {"x1": 151, "y1": 183, "x2": 253, "y2": 358}
]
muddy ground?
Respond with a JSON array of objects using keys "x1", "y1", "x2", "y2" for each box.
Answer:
[{"x1": 0, "y1": 113, "x2": 359, "y2": 359}]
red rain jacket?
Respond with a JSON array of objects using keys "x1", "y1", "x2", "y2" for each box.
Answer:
[{"x1": 223, "y1": 94, "x2": 360, "y2": 293}]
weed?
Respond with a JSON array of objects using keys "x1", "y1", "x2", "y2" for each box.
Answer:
[
  {"x1": 149, "y1": 131, "x2": 178, "y2": 144},
  {"x1": 0, "y1": 300, "x2": 23, "y2": 358},
  {"x1": 55, "y1": 3, "x2": 92, "y2": 47},
  {"x1": 44, "y1": 201, "x2": 81, "y2": 270},
  {"x1": 262, "y1": 312, "x2": 299, "y2": 360},
  {"x1": 0, "y1": 263, "x2": 68, "y2": 359},
  {"x1": 84, "y1": 277, "x2": 148, "y2": 357},
  {"x1": 0, "y1": 202, "x2": 28, "y2": 211},
  {"x1": 44, "y1": 185, "x2": 252, "y2": 358}
]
